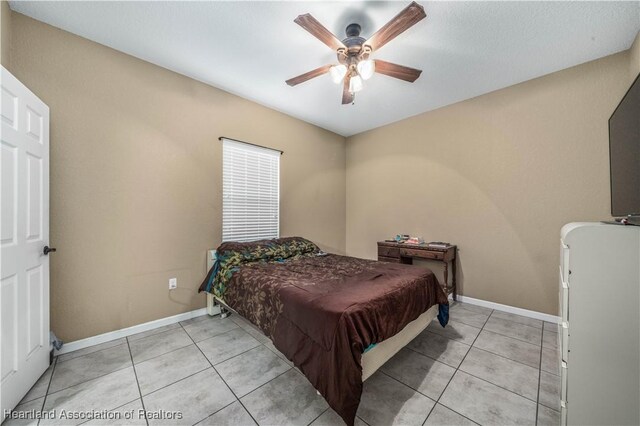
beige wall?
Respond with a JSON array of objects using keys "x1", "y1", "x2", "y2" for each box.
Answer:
[
  {"x1": 6, "y1": 8, "x2": 638, "y2": 339},
  {"x1": 346, "y1": 51, "x2": 633, "y2": 315},
  {"x1": 10, "y1": 13, "x2": 346, "y2": 342},
  {"x1": 631, "y1": 31, "x2": 640, "y2": 80},
  {"x1": 0, "y1": 0, "x2": 11, "y2": 68}
]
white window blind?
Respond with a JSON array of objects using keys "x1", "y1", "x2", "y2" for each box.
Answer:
[{"x1": 222, "y1": 138, "x2": 280, "y2": 242}]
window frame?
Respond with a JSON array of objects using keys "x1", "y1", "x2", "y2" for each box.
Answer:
[{"x1": 221, "y1": 138, "x2": 281, "y2": 243}]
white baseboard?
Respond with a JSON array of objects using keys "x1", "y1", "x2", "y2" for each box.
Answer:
[
  {"x1": 55, "y1": 295, "x2": 559, "y2": 356},
  {"x1": 452, "y1": 294, "x2": 560, "y2": 324},
  {"x1": 55, "y1": 308, "x2": 208, "y2": 355}
]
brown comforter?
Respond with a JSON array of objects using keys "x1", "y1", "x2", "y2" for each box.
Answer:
[{"x1": 201, "y1": 253, "x2": 447, "y2": 425}]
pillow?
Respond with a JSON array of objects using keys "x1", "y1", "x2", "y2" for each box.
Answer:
[
  {"x1": 205, "y1": 237, "x2": 320, "y2": 297},
  {"x1": 217, "y1": 236, "x2": 319, "y2": 262}
]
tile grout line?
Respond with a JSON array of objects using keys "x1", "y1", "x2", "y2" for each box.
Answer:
[
  {"x1": 125, "y1": 323, "x2": 182, "y2": 343},
  {"x1": 421, "y1": 304, "x2": 493, "y2": 426},
  {"x1": 179, "y1": 319, "x2": 264, "y2": 426},
  {"x1": 535, "y1": 316, "x2": 545, "y2": 425},
  {"x1": 38, "y1": 302, "x2": 547, "y2": 426},
  {"x1": 416, "y1": 326, "x2": 544, "y2": 372},
  {"x1": 455, "y1": 363, "x2": 541, "y2": 405},
  {"x1": 539, "y1": 325, "x2": 561, "y2": 416},
  {"x1": 376, "y1": 369, "x2": 472, "y2": 425},
  {"x1": 27, "y1": 359, "x2": 140, "y2": 421},
  {"x1": 44, "y1": 362, "x2": 135, "y2": 396},
  {"x1": 208, "y1": 342, "x2": 264, "y2": 368},
  {"x1": 378, "y1": 369, "x2": 437, "y2": 403},
  {"x1": 191, "y1": 399, "x2": 241, "y2": 426},
  {"x1": 448, "y1": 305, "x2": 494, "y2": 329},
  {"x1": 538, "y1": 394, "x2": 561, "y2": 413},
  {"x1": 436, "y1": 306, "x2": 492, "y2": 423},
  {"x1": 130, "y1": 342, "x2": 193, "y2": 366},
  {"x1": 453, "y1": 306, "x2": 540, "y2": 421},
  {"x1": 76, "y1": 397, "x2": 141, "y2": 426},
  {"x1": 468, "y1": 341, "x2": 541, "y2": 369},
  {"x1": 131, "y1": 341, "x2": 266, "y2": 400},
  {"x1": 380, "y1": 346, "x2": 537, "y2": 406},
  {"x1": 196, "y1": 317, "x2": 325, "y2": 422},
  {"x1": 358, "y1": 415, "x2": 372, "y2": 426},
  {"x1": 52, "y1": 338, "x2": 202, "y2": 403},
  {"x1": 469, "y1": 307, "x2": 542, "y2": 406},
  {"x1": 92, "y1": 323, "x2": 247, "y2": 375},
  {"x1": 233, "y1": 366, "x2": 295, "y2": 400},
  {"x1": 131, "y1": 323, "x2": 245, "y2": 367},
  {"x1": 36, "y1": 356, "x2": 58, "y2": 426},
  {"x1": 142, "y1": 366, "x2": 211, "y2": 398},
  {"x1": 413, "y1": 314, "x2": 536, "y2": 361},
  {"x1": 46, "y1": 334, "x2": 210, "y2": 398},
  {"x1": 490, "y1": 311, "x2": 545, "y2": 330},
  {"x1": 126, "y1": 336, "x2": 150, "y2": 426},
  {"x1": 306, "y1": 407, "x2": 329, "y2": 426},
  {"x1": 404, "y1": 345, "x2": 453, "y2": 368},
  {"x1": 68, "y1": 318, "x2": 277, "y2": 421},
  {"x1": 58, "y1": 325, "x2": 190, "y2": 368},
  {"x1": 481, "y1": 326, "x2": 543, "y2": 347},
  {"x1": 56, "y1": 339, "x2": 129, "y2": 363},
  {"x1": 468, "y1": 345, "x2": 540, "y2": 371}
]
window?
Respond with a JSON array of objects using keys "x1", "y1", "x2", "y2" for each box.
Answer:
[{"x1": 222, "y1": 138, "x2": 280, "y2": 242}]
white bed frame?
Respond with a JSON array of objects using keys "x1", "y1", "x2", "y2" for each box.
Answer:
[
  {"x1": 204, "y1": 249, "x2": 438, "y2": 381},
  {"x1": 206, "y1": 291, "x2": 437, "y2": 381}
]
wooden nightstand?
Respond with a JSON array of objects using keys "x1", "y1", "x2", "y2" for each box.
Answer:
[{"x1": 377, "y1": 241, "x2": 457, "y2": 300}]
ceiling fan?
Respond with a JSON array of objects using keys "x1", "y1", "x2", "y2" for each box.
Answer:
[{"x1": 285, "y1": 2, "x2": 426, "y2": 105}]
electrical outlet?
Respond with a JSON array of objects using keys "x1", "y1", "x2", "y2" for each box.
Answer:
[{"x1": 169, "y1": 278, "x2": 177, "y2": 290}]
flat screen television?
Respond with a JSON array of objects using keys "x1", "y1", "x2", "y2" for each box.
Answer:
[{"x1": 609, "y1": 72, "x2": 640, "y2": 218}]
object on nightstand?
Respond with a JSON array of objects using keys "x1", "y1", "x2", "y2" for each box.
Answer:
[
  {"x1": 405, "y1": 237, "x2": 425, "y2": 245},
  {"x1": 427, "y1": 241, "x2": 451, "y2": 249}
]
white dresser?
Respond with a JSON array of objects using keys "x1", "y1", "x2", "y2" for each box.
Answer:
[{"x1": 559, "y1": 222, "x2": 640, "y2": 425}]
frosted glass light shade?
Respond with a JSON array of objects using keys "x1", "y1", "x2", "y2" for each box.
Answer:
[
  {"x1": 329, "y1": 65, "x2": 347, "y2": 84},
  {"x1": 349, "y1": 75, "x2": 363, "y2": 93},
  {"x1": 357, "y1": 60, "x2": 375, "y2": 80}
]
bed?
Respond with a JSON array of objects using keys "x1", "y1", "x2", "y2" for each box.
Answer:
[{"x1": 198, "y1": 237, "x2": 448, "y2": 426}]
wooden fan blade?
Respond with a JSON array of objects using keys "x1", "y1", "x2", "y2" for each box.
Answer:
[
  {"x1": 286, "y1": 65, "x2": 333, "y2": 86},
  {"x1": 294, "y1": 14, "x2": 346, "y2": 51},
  {"x1": 342, "y1": 74, "x2": 354, "y2": 105},
  {"x1": 365, "y1": 2, "x2": 426, "y2": 52},
  {"x1": 374, "y1": 60, "x2": 422, "y2": 82}
]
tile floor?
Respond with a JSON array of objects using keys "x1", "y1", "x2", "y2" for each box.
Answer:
[{"x1": 6, "y1": 302, "x2": 561, "y2": 426}]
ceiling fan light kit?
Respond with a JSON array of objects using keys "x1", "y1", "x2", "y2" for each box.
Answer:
[
  {"x1": 285, "y1": 1, "x2": 426, "y2": 105},
  {"x1": 330, "y1": 64, "x2": 348, "y2": 83},
  {"x1": 349, "y1": 75, "x2": 364, "y2": 93},
  {"x1": 357, "y1": 60, "x2": 375, "y2": 80}
]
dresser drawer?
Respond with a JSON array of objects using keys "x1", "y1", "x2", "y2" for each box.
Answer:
[
  {"x1": 378, "y1": 255, "x2": 400, "y2": 263},
  {"x1": 400, "y1": 248, "x2": 443, "y2": 260},
  {"x1": 378, "y1": 246, "x2": 400, "y2": 258}
]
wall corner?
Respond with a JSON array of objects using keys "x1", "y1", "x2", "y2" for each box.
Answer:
[
  {"x1": 1, "y1": 0, "x2": 12, "y2": 70},
  {"x1": 630, "y1": 30, "x2": 640, "y2": 80}
]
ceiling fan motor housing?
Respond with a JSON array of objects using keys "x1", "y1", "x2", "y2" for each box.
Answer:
[
  {"x1": 342, "y1": 23, "x2": 367, "y2": 55},
  {"x1": 286, "y1": 2, "x2": 426, "y2": 104},
  {"x1": 345, "y1": 23, "x2": 361, "y2": 37}
]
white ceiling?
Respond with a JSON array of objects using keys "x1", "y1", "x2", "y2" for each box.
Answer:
[{"x1": 10, "y1": 1, "x2": 640, "y2": 136}]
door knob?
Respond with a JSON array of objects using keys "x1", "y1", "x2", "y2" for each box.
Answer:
[{"x1": 43, "y1": 246, "x2": 57, "y2": 255}]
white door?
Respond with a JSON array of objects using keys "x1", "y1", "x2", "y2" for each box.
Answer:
[{"x1": 1, "y1": 66, "x2": 50, "y2": 419}]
